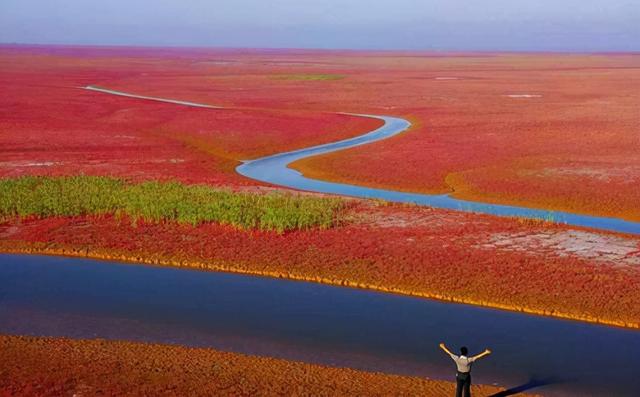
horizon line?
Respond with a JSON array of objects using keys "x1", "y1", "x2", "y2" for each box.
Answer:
[{"x1": 2, "y1": 42, "x2": 639, "y2": 56}]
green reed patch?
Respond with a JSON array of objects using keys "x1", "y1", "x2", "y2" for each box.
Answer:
[
  {"x1": 0, "y1": 176, "x2": 345, "y2": 232},
  {"x1": 271, "y1": 74, "x2": 345, "y2": 81}
]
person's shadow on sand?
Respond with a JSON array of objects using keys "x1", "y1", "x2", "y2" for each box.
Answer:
[{"x1": 489, "y1": 377, "x2": 561, "y2": 396}]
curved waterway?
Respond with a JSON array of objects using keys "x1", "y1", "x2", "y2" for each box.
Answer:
[
  {"x1": 84, "y1": 85, "x2": 640, "y2": 235},
  {"x1": 237, "y1": 115, "x2": 640, "y2": 235},
  {"x1": 2, "y1": 254, "x2": 639, "y2": 396}
]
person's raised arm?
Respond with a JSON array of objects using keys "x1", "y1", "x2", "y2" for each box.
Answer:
[
  {"x1": 439, "y1": 342, "x2": 455, "y2": 357},
  {"x1": 471, "y1": 348, "x2": 492, "y2": 361}
]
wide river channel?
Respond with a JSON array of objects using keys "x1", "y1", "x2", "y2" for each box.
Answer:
[{"x1": 1, "y1": 254, "x2": 638, "y2": 396}]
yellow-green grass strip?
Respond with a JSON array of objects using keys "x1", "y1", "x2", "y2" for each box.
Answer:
[{"x1": 0, "y1": 176, "x2": 344, "y2": 232}]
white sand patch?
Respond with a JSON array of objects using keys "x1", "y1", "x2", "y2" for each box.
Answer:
[
  {"x1": 434, "y1": 77, "x2": 459, "y2": 80},
  {"x1": 0, "y1": 161, "x2": 61, "y2": 168},
  {"x1": 84, "y1": 86, "x2": 221, "y2": 109},
  {"x1": 478, "y1": 230, "x2": 640, "y2": 266},
  {"x1": 0, "y1": 226, "x2": 19, "y2": 239},
  {"x1": 504, "y1": 94, "x2": 542, "y2": 98},
  {"x1": 23, "y1": 162, "x2": 57, "y2": 167}
]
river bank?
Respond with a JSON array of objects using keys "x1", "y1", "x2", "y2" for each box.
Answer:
[{"x1": 2, "y1": 208, "x2": 639, "y2": 329}]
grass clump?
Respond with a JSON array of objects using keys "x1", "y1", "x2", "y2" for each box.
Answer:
[
  {"x1": 272, "y1": 74, "x2": 345, "y2": 81},
  {"x1": 0, "y1": 176, "x2": 344, "y2": 232}
]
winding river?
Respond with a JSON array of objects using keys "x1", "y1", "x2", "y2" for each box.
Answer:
[
  {"x1": 85, "y1": 85, "x2": 640, "y2": 235},
  {"x1": 2, "y1": 254, "x2": 639, "y2": 397}
]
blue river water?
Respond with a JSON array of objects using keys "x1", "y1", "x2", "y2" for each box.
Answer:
[
  {"x1": 237, "y1": 114, "x2": 640, "y2": 235},
  {"x1": 1, "y1": 254, "x2": 639, "y2": 396}
]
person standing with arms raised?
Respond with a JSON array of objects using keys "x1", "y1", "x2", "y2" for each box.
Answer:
[{"x1": 439, "y1": 342, "x2": 492, "y2": 397}]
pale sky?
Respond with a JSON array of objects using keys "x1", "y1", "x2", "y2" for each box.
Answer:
[{"x1": 1, "y1": 0, "x2": 638, "y2": 51}]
